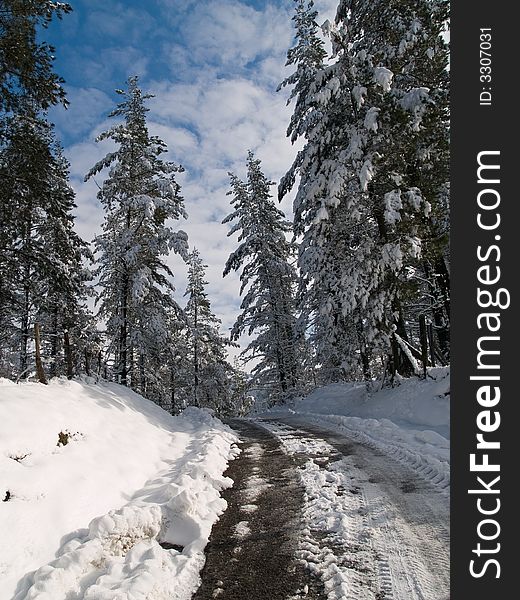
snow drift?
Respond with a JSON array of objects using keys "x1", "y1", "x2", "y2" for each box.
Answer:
[
  {"x1": 0, "y1": 378, "x2": 239, "y2": 600},
  {"x1": 261, "y1": 368, "x2": 450, "y2": 494}
]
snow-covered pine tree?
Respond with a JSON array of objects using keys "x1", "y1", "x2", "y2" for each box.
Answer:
[
  {"x1": 155, "y1": 317, "x2": 191, "y2": 414},
  {"x1": 278, "y1": 0, "x2": 327, "y2": 146},
  {"x1": 278, "y1": 0, "x2": 369, "y2": 382},
  {"x1": 0, "y1": 111, "x2": 50, "y2": 378},
  {"x1": 37, "y1": 144, "x2": 94, "y2": 378},
  {"x1": 223, "y1": 152, "x2": 301, "y2": 403},
  {"x1": 184, "y1": 248, "x2": 237, "y2": 412},
  {"x1": 0, "y1": 111, "x2": 92, "y2": 379},
  {"x1": 85, "y1": 76, "x2": 188, "y2": 392},
  {"x1": 280, "y1": 0, "x2": 449, "y2": 379},
  {"x1": 1, "y1": 0, "x2": 74, "y2": 378},
  {"x1": 136, "y1": 305, "x2": 188, "y2": 413},
  {"x1": 0, "y1": 0, "x2": 71, "y2": 114},
  {"x1": 227, "y1": 357, "x2": 250, "y2": 416}
]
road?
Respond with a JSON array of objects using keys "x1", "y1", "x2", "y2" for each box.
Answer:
[{"x1": 193, "y1": 418, "x2": 450, "y2": 600}]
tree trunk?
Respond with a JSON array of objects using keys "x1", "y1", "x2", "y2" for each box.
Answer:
[
  {"x1": 84, "y1": 347, "x2": 91, "y2": 376},
  {"x1": 277, "y1": 346, "x2": 288, "y2": 394},
  {"x1": 50, "y1": 308, "x2": 58, "y2": 377},
  {"x1": 193, "y1": 301, "x2": 199, "y2": 406},
  {"x1": 64, "y1": 330, "x2": 73, "y2": 379},
  {"x1": 119, "y1": 277, "x2": 129, "y2": 386},
  {"x1": 34, "y1": 322, "x2": 47, "y2": 384},
  {"x1": 423, "y1": 258, "x2": 450, "y2": 358},
  {"x1": 19, "y1": 287, "x2": 30, "y2": 378},
  {"x1": 356, "y1": 320, "x2": 371, "y2": 380},
  {"x1": 19, "y1": 204, "x2": 32, "y2": 379},
  {"x1": 170, "y1": 367, "x2": 176, "y2": 414},
  {"x1": 391, "y1": 295, "x2": 413, "y2": 377},
  {"x1": 139, "y1": 353, "x2": 146, "y2": 395},
  {"x1": 433, "y1": 310, "x2": 450, "y2": 359},
  {"x1": 435, "y1": 256, "x2": 451, "y2": 319},
  {"x1": 427, "y1": 321, "x2": 436, "y2": 367},
  {"x1": 419, "y1": 314, "x2": 428, "y2": 379}
]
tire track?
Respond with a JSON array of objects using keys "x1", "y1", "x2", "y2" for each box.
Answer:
[{"x1": 261, "y1": 419, "x2": 450, "y2": 600}]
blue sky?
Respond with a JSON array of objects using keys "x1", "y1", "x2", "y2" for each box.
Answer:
[{"x1": 45, "y1": 0, "x2": 337, "y2": 362}]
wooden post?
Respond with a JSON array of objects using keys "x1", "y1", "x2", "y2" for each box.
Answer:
[
  {"x1": 419, "y1": 315, "x2": 428, "y2": 379},
  {"x1": 63, "y1": 330, "x2": 73, "y2": 379},
  {"x1": 34, "y1": 323, "x2": 47, "y2": 384}
]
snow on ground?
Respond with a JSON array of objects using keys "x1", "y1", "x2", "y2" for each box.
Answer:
[
  {"x1": 259, "y1": 367, "x2": 450, "y2": 494},
  {"x1": 0, "y1": 378, "x2": 239, "y2": 600},
  {"x1": 262, "y1": 425, "x2": 373, "y2": 599},
  {"x1": 232, "y1": 521, "x2": 251, "y2": 539}
]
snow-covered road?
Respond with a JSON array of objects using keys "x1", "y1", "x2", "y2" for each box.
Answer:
[
  {"x1": 197, "y1": 417, "x2": 449, "y2": 600},
  {"x1": 258, "y1": 418, "x2": 450, "y2": 600}
]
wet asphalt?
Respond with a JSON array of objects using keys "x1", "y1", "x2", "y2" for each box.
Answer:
[{"x1": 191, "y1": 419, "x2": 326, "y2": 600}]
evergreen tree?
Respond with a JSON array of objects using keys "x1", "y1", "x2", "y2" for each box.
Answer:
[
  {"x1": 85, "y1": 76, "x2": 188, "y2": 391},
  {"x1": 184, "y1": 248, "x2": 237, "y2": 412},
  {"x1": 278, "y1": 0, "x2": 327, "y2": 145},
  {"x1": 0, "y1": 0, "x2": 71, "y2": 114},
  {"x1": 136, "y1": 307, "x2": 188, "y2": 412},
  {"x1": 0, "y1": 0, "x2": 79, "y2": 380},
  {"x1": 223, "y1": 152, "x2": 300, "y2": 402},
  {"x1": 228, "y1": 357, "x2": 251, "y2": 416},
  {"x1": 0, "y1": 111, "x2": 92, "y2": 379},
  {"x1": 280, "y1": 0, "x2": 449, "y2": 379},
  {"x1": 157, "y1": 318, "x2": 191, "y2": 414},
  {"x1": 37, "y1": 145, "x2": 94, "y2": 378}
]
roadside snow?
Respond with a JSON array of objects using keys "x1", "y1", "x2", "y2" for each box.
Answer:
[
  {"x1": 259, "y1": 368, "x2": 450, "y2": 494},
  {"x1": 295, "y1": 368, "x2": 450, "y2": 438},
  {"x1": 0, "y1": 378, "x2": 239, "y2": 600}
]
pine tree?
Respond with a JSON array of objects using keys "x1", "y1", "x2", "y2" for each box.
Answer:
[
  {"x1": 157, "y1": 318, "x2": 191, "y2": 414},
  {"x1": 278, "y1": 0, "x2": 327, "y2": 144},
  {"x1": 137, "y1": 307, "x2": 188, "y2": 412},
  {"x1": 0, "y1": 111, "x2": 92, "y2": 379},
  {"x1": 85, "y1": 76, "x2": 188, "y2": 391},
  {"x1": 0, "y1": 0, "x2": 71, "y2": 114},
  {"x1": 1, "y1": 0, "x2": 77, "y2": 379},
  {"x1": 279, "y1": 0, "x2": 368, "y2": 382},
  {"x1": 223, "y1": 152, "x2": 300, "y2": 402},
  {"x1": 280, "y1": 0, "x2": 449, "y2": 379},
  {"x1": 184, "y1": 248, "x2": 236, "y2": 412},
  {"x1": 0, "y1": 111, "x2": 50, "y2": 377},
  {"x1": 37, "y1": 145, "x2": 94, "y2": 378}
]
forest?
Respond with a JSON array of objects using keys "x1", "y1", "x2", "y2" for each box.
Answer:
[{"x1": 0, "y1": 0, "x2": 450, "y2": 414}]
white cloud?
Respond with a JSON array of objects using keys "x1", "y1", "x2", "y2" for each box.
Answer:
[
  {"x1": 86, "y1": 4, "x2": 157, "y2": 43},
  {"x1": 179, "y1": 1, "x2": 291, "y2": 66},
  {"x1": 49, "y1": 87, "x2": 113, "y2": 141},
  {"x1": 57, "y1": 0, "x2": 332, "y2": 368}
]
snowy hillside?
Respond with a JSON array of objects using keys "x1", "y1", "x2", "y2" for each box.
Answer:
[{"x1": 0, "y1": 379, "x2": 239, "y2": 600}]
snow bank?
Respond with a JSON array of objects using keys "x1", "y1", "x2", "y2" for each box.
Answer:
[
  {"x1": 294, "y1": 367, "x2": 450, "y2": 438},
  {"x1": 0, "y1": 378, "x2": 239, "y2": 600},
  {"x1": 263, "y1": 368, "x2": 450, "y2": 494}
]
